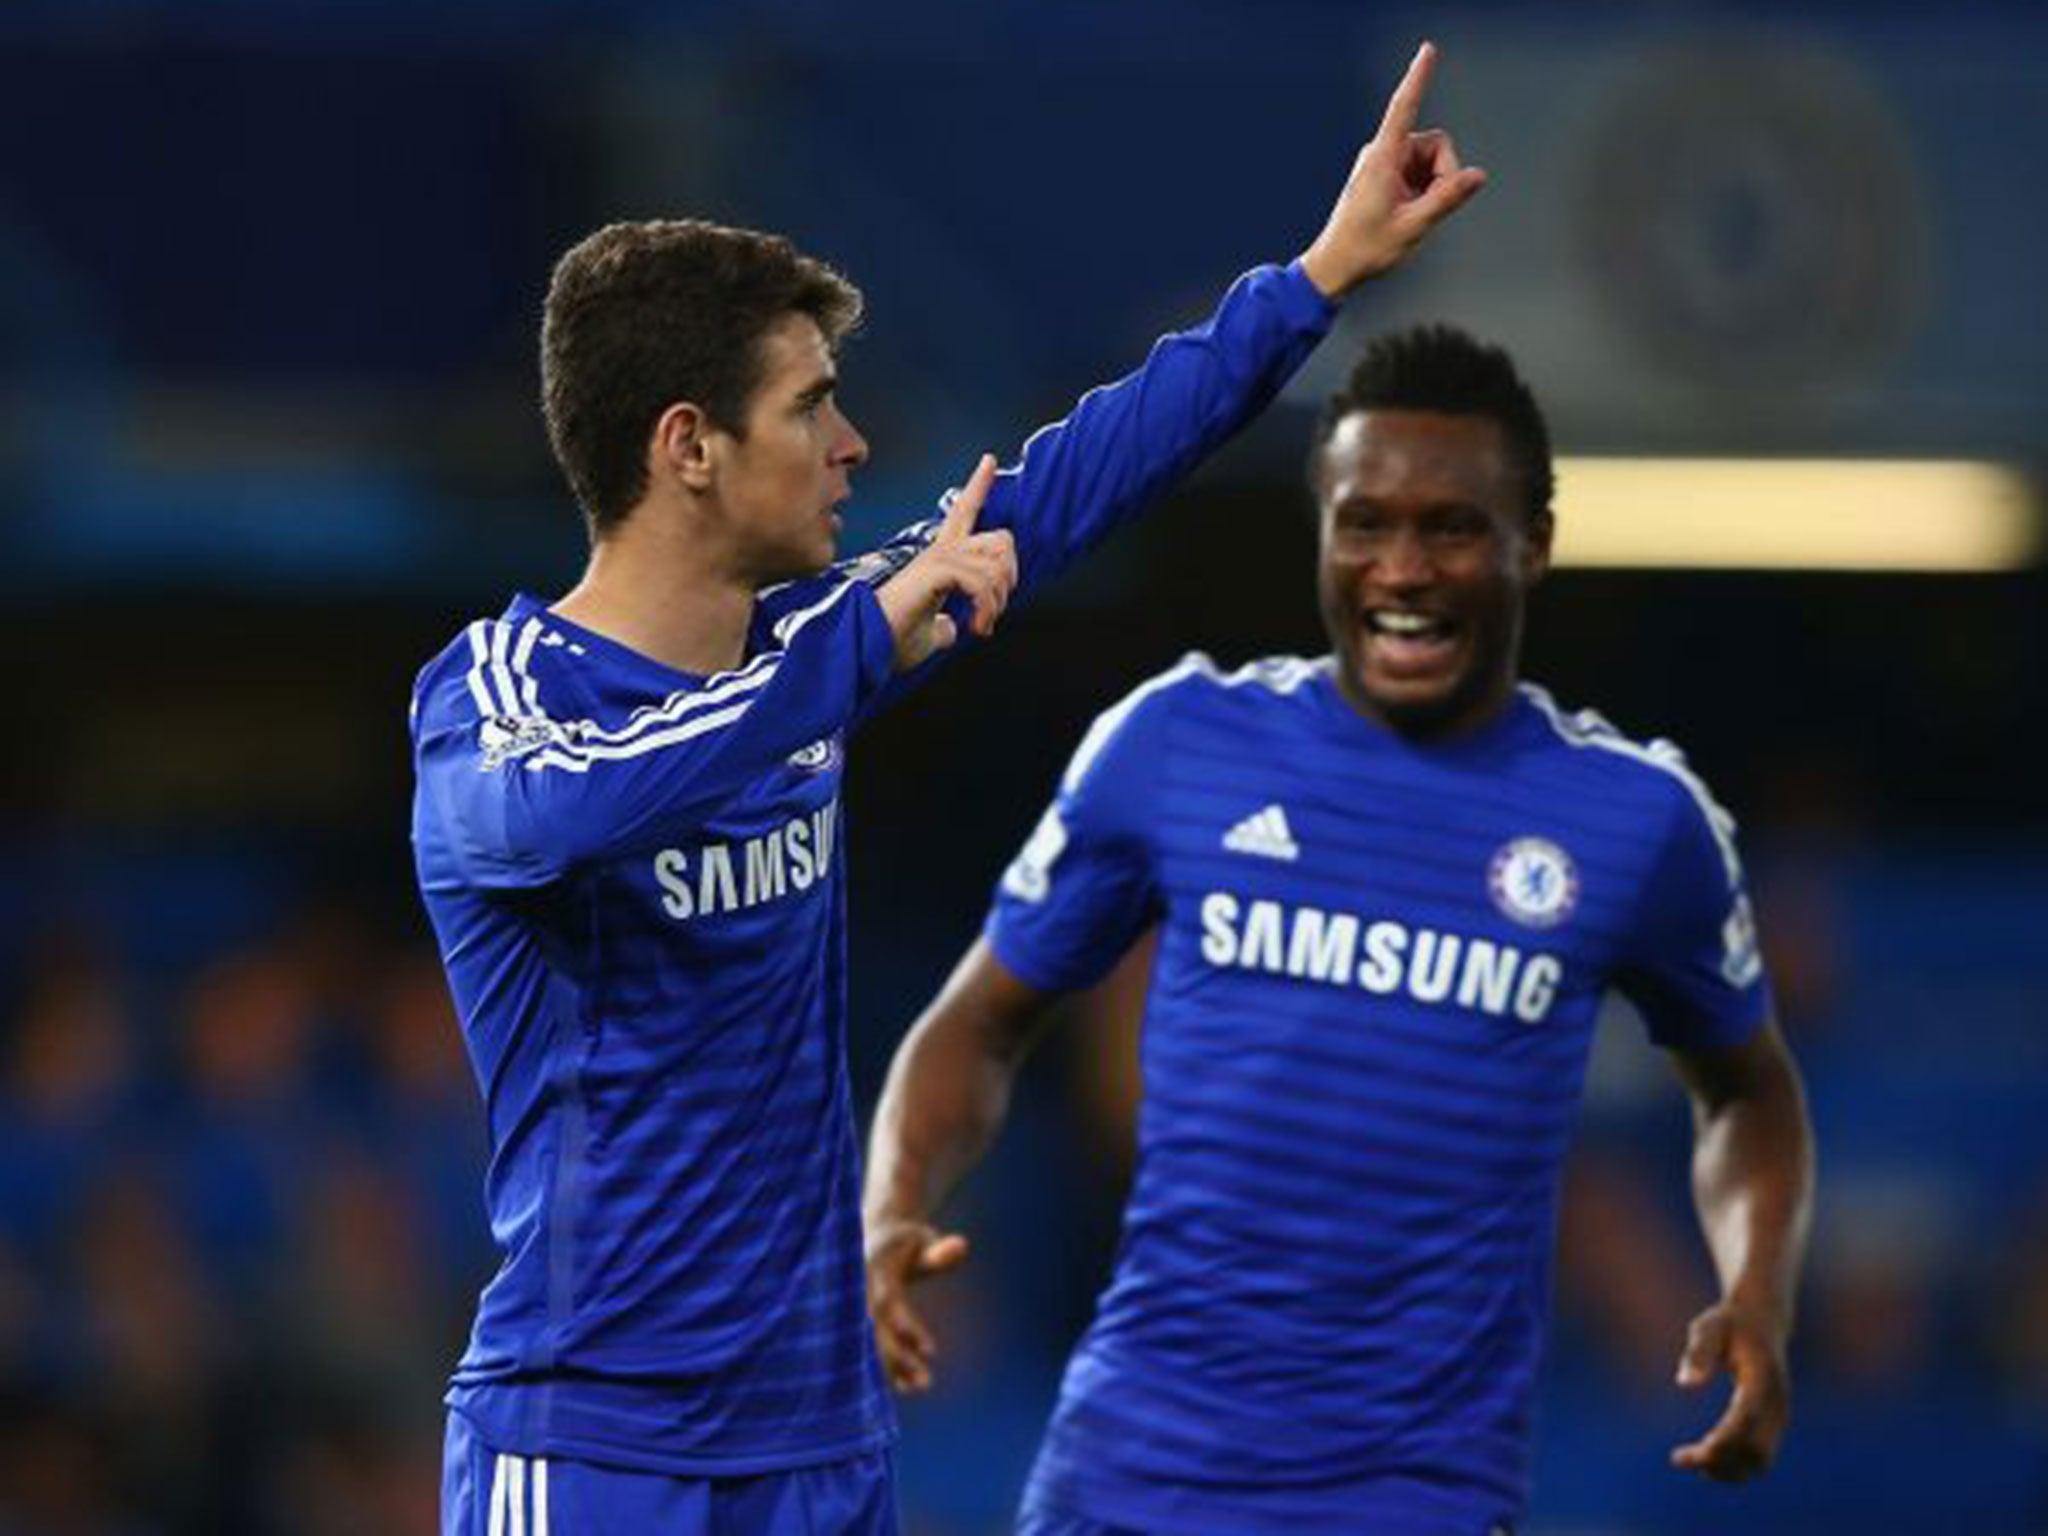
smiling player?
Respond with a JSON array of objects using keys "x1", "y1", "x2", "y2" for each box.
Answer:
[{"x1": 864, "y1": 324, "x2": 1816, "y2": 1535}]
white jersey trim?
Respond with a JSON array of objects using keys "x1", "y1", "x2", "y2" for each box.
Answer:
[
  {"x1": 460, "y1": 581, "x2": 862, "y2": 775},
  {"x1": 1060, "y1": 651, "x2": 1330, "y2": 792},
  {"x1": 1521, "y1": 683, "x2": 1744, "y2": 889}
]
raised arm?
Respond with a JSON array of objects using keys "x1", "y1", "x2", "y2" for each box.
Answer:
[
  {"x1": 1299, "y1": 40, "x2": 1488, "y2": 299},
  {"x1": 768, "y1": 47, "x2": 1484, "y2": 721},
  {"x1": 945, "y1": 40, "x2": 1488, "y2": 599},
  {"x1": 862, "y1": 939, "x2": 1058, "y2": 1393},
  {"x1": 1666, "y1": 1018, "x2": 1815, "y2": 1482}
]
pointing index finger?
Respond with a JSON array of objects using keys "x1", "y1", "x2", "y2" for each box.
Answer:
[
  {"x1": 940, "y1": 452, "x2": 999, "y2": 543},
  {"x1": 1375, "y1": 40, "x2": 1437, "y2": 145}
]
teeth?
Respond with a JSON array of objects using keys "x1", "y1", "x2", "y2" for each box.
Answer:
[{"x1": 1371, "y1": 611, "x2": 1440, "y2": 636}]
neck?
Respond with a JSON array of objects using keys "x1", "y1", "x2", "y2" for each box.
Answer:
[{"x1": 552, "y1": 497, "x2": 755, "y2": 676}]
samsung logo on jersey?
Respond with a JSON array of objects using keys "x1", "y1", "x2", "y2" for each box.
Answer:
[
  {"x1": 652, "y1": 800, "x2": 839, "y2": 922},
  {"x1": 1199, "y1": 892, "x2": 1562, "y2": 1024}
]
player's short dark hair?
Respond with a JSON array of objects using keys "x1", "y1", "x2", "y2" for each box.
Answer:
[
  {"x1": 1309, "y1": 324, "x2": 1554, "y2": 527},
  {"x1": 541, "y1": 219, "x2": 864, "y2": 536}
]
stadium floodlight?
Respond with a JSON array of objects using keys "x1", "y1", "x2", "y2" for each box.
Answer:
[{"x1": 1552, "y1": 458, "x2": 2039, "y2": 572}]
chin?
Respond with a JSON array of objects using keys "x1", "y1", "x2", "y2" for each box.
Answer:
[{"x1": 1353, "y1": 663, "x2": 1481, "y2": 737}]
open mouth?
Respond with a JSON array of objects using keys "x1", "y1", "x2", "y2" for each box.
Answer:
[{"x1": 1361, "y1": 608, "x2": 1459, "y2": 673}]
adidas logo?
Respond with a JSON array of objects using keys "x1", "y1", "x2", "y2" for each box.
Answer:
[{"x1": 1222, "y1": 804, "x2": 1299, "y2": 862}]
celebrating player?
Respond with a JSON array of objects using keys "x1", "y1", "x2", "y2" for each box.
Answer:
[
  {"x1": 863, "y1": 325, "x2": 1816, "y2": 1534},
  {"x1": 410, "y1": 43, "x2": 1482, "y2": 1536}
]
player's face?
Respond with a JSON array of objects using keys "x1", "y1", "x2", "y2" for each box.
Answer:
[
  {"x1": 717, "y1": 314, "x2": 869, "y2": 583},
  {"x1": 1314, "y1": 410, "x2": 1551, "y2": 738}
]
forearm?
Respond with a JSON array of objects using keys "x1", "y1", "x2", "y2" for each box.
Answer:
[
  {"x1": 982, "y1": 261, "x2": 1334, "y2": 598},
  {"x1": 866, "y1": 1020, "x2": 1015, "y2": 1232},
  {"x1": 863, "y1": 943, "x2": 1051, "y2": 1232},
  {"x1": 1690, "y1": 1048, "x2": 1814, "y2": 1330}
]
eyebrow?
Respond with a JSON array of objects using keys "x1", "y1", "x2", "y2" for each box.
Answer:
[
  {"x1": 792, "y1": 374, "x2": 836, "y2": 408},
  {"x1": 1331, "y1": 495, "x2": 1494, "y2": 521}
]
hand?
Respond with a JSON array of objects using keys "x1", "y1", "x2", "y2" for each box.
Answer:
[
  {"x1": 1298, "y1": 40, "x2": 1488, "y2": 297},
  {"x1": 875, "y1": 453, "x2": 1018, "y2": 673},
  {"x1": 864, "y1": 1218, "x2": 971, "y2": 1393},
  {"x1": 1669, "y1": 1297, "x2": 1792, "y2": 1482}
]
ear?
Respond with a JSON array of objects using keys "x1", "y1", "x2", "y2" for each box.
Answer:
[
  {"x1": 1307, "y1": 458, "x2": 1337, "y2": 552},
  {"x1": 1522, "y1": 509, "x2": 1555, "y2": 586},
  {"x1": 651, "y1": 401, "x2": 718, "y2": 494}
]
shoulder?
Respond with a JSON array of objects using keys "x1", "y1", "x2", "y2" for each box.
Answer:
[
  {"x1": 1166, "y1": 650, "x2": 1329, "y2": 700},
  {"x1": 412, "y1": 616, "x2": 507, "y2": 726},
  {"x1": 1518, "y1": 683, "x2": 1713, "y2": 800},
  {"x1": 1131, "y1": 650, "x2": 1329, "y2": 738},
  {"x1": 1058, "y1": 652, "x2": 1326, "y2": 790},
  {"x1": 410, "y1": 611, "x2": 605, "y2": 785},
  {"x1": 1126, "y1": 650, "x2": 1328, "y2": 713},
  {"x1": 1518, "y1": 683, "x2": 1743, "y2": 885},
  {"x1": 420, "y1": 611, "x2": 586, "y2": 709}
]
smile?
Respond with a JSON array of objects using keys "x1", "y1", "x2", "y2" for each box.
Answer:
[
  {"x1": 1364, "y1": 609, "x2": 1453, "y2": 642},
  {"x1": 1360, "y1": 608, "x2": 1462, "y2": 676}
]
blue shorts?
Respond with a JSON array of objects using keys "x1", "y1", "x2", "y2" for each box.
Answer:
[{"x1": 442, "y1": 1411, "x2": 899, "y2": 1535}]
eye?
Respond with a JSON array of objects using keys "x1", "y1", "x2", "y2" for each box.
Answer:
[
  {"x1": 1428, "y1": 507, "x2": 1492, "y2": 541},
  {"x1": 1332, "y1": 503, "x2": 1388, "y2": 536}
]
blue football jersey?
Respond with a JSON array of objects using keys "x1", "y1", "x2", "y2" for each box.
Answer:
[
  {"x1": 986, "y1": 654, "x2": 1770, "y2": 1535},
  {"x1": 408, "y1": 264, "x2": 1334, "y2": 1476}
]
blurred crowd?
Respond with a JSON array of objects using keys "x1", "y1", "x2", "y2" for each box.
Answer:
[
  {"x1": 0, "y1": 903, "x2": 486, "y2": 1535},
  {"x1": 1, "y1": 816, "x2": 2042, "y2": 1534}
]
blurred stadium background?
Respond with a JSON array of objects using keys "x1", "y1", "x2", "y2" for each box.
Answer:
[{"x1": 3, "y1": 0, "x2": 2045, "y2": 1531}]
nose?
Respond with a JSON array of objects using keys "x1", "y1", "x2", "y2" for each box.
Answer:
[
  {"x1": 834, "y1": 410, "x2": 869, "y2": 469},
  {"x1": 1372, "y1": 524, "x2": 1435, "y2": 588}
]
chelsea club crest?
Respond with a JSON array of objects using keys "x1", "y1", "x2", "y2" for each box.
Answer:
[{"x1": 1488, "y1": 837, "x2": 1579, "y2": 929}]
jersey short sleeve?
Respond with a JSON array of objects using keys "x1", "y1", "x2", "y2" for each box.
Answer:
[
  {"x1": 983, "y1": 673, "x2": 1176, "y2": 994},
  {"x1": 1615, "y1": 761, "x2": 1772, "y2": 1052}
]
